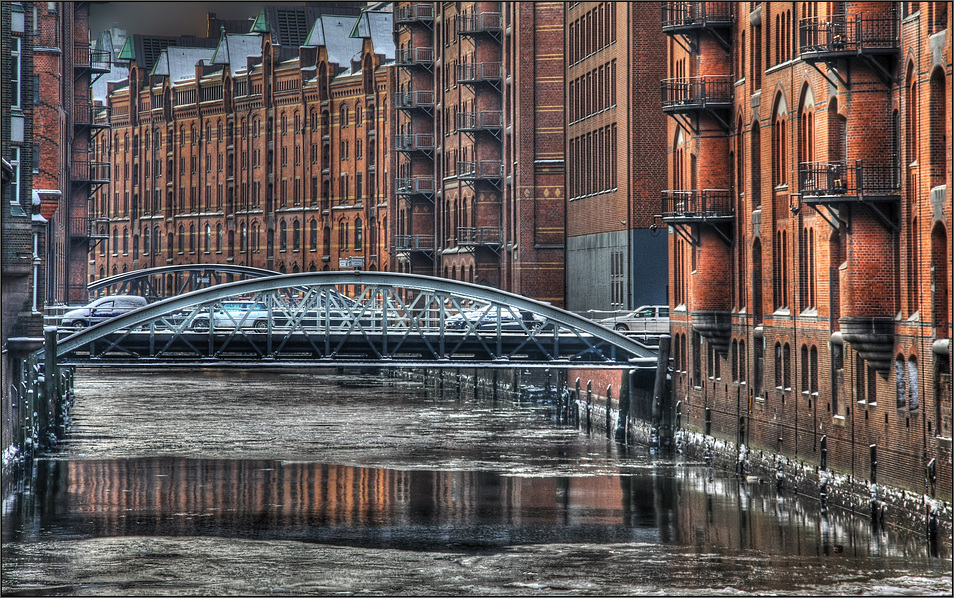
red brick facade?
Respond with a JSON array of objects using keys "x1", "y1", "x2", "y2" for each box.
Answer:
[
  {"x1": 392, "y1": 1, "x2": 566, "y2": 305},
  {"x1": 664, "y1": 1, "x2": 952, "y2": 501},
  {"x1": 91, "y1": 5, "x2": 390, "y2": 291}
]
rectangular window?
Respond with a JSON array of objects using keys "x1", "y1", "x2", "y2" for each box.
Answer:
[
  {"x1": 11, "y1": 38, "x2": 22, "y2": 108},
  {"x1": 9, "y1": 148, "x2": 21, "y2": 210}
]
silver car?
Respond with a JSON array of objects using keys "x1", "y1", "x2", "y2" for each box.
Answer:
[{"x1": 61, "y1": 295, "x2": 148, "y2": 328}]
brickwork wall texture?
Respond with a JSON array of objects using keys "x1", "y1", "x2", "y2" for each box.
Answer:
[{"x1": 666, "y1": 1, "x2": 952, "y2": 502}]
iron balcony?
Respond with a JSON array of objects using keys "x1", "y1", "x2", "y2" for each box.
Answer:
[
  {"x1": 661, "y1": 2, "x2": 734, "y2": 33},
  {"x1": 798, "y1": 160, "x2": 901, "y2": 204},
  {"x1": 659, "y1": 189, "x2": 734, "y2": 222},
  {"x1": 799, "y1": 13, "x2": 899, "y2": 59},
  {"x1": 660, "y1": 76, "x2": 733, "y2": 114}
]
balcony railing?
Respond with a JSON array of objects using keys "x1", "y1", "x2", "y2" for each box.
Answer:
[
  {"x1": 799, "y1": 160, "x2": 901, "y2": 202},
  {"x1": 395, "y1": 3, "x2": 434, "y2": 25},
  {"x1": 394, "y1": 177, "x2": 435, "y2": 197},
  {"x1": 395, "y1": 133, "x2": 435, "y2": 153},
  {"x1": 71, "y1": 217, "x2": 110, "y2": 239},
  {"x1": 457, "y1": 227, "x2": 502, "y2": 247},
  {"x1": 457, "y1": 62, "x2": 503, "y2": 85},
  {"x1": 73, "y1": 42, "x2": 111, "y2": 73},
  {"x1": 661, "y1": 2, "x2": 734, "y2": 32},
  {"x1": 661, "y1": 76, "x2": 733, "y2": 113},
  {"x1": 659, "y1": 189, "x2": 734, "y2": 221},
  {"x1": 395, "y1": 47, "x2": 434, "y2": 68},
  {"x1": 73, "y1": 100, "x2": 111, "y2": 128},
  {"x1": 457, "y1": 110, "x2": 503, "y2": 132},
  {"x1": 458, "y1": 12, "x2": 502, "y2": 35},
  {"x1": 457, "y1": 160, "x2": 503, "y2": 181},
  {"x1": 394, "y1": 90, "x2": 435, "y2": 111},
  {"x1": 72, "y1": 160, "x2": 111, "y2": 185},
  {"x1": 799, "y1": 14, "x2": 899, "y2": 58},
  {"x1": 394, "y1": 235, "x2": 435, "y2": 252}
]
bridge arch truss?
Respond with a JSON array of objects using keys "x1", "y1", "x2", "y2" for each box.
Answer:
[
  {"x1": 88, "y1": 264, "x2": 281, "y2": 300},
  {"x1": 56, "y1": 272, "x2": 657, "y2": 369}
]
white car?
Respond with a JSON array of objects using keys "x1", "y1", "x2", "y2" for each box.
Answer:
[{"x1": 598, "y1": 305, "x2": 670, "y2": 334}]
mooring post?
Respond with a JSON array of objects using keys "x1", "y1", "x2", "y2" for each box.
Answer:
[
  {"x1": 42, "y1": 326, "x2": 58, "y2": 447},
  {"x1": 614, "y1": 369, "x2": 632, "y2": 443},
  {"x1": 651, "y1": 335, "x2": 672, "y2": 447}
]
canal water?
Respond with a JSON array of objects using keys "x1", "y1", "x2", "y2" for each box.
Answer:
[{"x1": 2, "y1": 369, "x2": 951, "y2": 595}]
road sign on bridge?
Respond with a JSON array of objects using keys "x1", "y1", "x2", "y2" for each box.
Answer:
[{"x1": 53, "y1": 272, "x2": 658, "y2": 369}]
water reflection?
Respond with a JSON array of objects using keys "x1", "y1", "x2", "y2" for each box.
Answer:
[
  {"x1": 2, "y1": 370, "x2": 950, "y2": 595},
  {"x1": 5, "y1": 456, "x2": 944, "y2": 565}
]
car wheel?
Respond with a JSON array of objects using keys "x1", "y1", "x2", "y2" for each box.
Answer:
[
  {"x1": 614, "y1": 324, "x2": 628, "y2": 332},
  {"x1": 254, "y1": 320, "x2": 268, "y2": 331},
  {"x1": 192, "y1": 319, "x2": 210, "y2": 332}
]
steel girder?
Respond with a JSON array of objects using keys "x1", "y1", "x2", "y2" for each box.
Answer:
[{"x1": 53, "y1": 272, "x2": 658, "y2": 368}]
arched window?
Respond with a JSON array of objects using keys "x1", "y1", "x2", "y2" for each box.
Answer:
[
  {"x1": 216, "y1": 223, "x2": 223, "y2": 252},
  {"x1": 204, "y1": 223, "x2": 212, "y2": 253},
  {"x1": 122, "y1": 228, "x2": 129, "y2": 254},
  {"x1": 797, "y1": 84, "x2": 815, "y2": 169},
  {"x1": 354, "y1": 217, "x2": 363, "y2": 249},
  {"x1": 280, "y1": 220, "x2": 288, "y2": 251},
  {"x1": 929, "y1": 68, "x2": 947, "y2": 186},
  {"x1": 907, "y1": 356, "x2": 919, "y2": 410},
  {"x1": 189, "y1": 224, "x2": 197, "y2": 253},
  {"x1": 772, "y1": 93, "x2": 788, "y2": 187},
  {"x1": 178, "y1": 225, "x2": 185, "y2": 253},
  {"x1": 310, "y1": 219, "x2": 318, "y2": 251},
  {"x1": 293, "y1": 219, "x2": 301, "y2": 251},
  {"x1": 240, "y1": 222, "x2": 248, "y2": 252},
  {"x1": 905, "y1": 62, "x2": 918, "y2": 166},
  {"x1": 143, "y1": 227, "x2": 150, "y2": 254}
]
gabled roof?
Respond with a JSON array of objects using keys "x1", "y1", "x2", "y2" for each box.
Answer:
[
  {"x1": 253, "y1": 3, "x2": 363, "y2": 62},
  {"x1": 305, "y1": 15, "x2": 363, "y2": 68},
  {"x1": 351, "y1": 4, "x2": 395, "y2": 61},
  {"x1": 151, "y1": 47, "x2": 216, "y2": 84},
  {"x1": 117, "y1": 34, "x2": 216, "y2": 72},
  {"x1": 211, "y1": 33, "x2": 263, "y2": 75}
]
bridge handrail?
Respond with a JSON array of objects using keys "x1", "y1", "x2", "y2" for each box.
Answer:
[{"x1": 52, "y1": 272, "x2": 657, "y2": 365}]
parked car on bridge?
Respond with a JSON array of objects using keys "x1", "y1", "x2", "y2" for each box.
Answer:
[
  {"x1": 445, "y1": 305, "x2": 545, "y2": 332},
  {"x1": 190, "y1": 300, "x2": 271, "y2": 331},
  {"x1": 60, "y1": 295, "x2": 149, "y2": 329},
  {"x1": 597, "y1": 305, "x2": 670, "y2": 334}
]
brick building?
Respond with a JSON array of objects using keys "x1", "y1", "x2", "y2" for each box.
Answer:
[
  {"x1": 663, "y1": 1, "x2": 952, "y2": 501},
  {"x1": 565, "y1": 2, "x2": 669, "y2": 313},
  {"x1": 392, "y1": 1, "x2": 566, "y2": 306},
  {"x1": 90, "y1": 3, "x2": 396, "y2": 289},
  {"x1": 3, "y1": 1, "x2": 96, "y2": 471}
]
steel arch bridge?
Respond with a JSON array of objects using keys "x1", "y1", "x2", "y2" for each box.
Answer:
[
  {"x1": 53, "y1": 272, "x2": 658, "y2": 369},
  {"x1": 88, "y1": 264, "x2": 281, "y2": 299}
]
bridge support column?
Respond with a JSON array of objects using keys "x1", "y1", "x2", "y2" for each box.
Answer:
[{"x1": 651, "y1": 335, "x2": 672, "y2": 449}]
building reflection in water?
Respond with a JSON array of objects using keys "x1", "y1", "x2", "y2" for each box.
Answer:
[{"x1": 21, "y1": 458, "x2": 937, "y2": 560}]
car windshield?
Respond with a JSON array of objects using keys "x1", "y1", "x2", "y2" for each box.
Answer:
[{"x1": 222, "y1": 302, "x2": 266, "y2": 311}]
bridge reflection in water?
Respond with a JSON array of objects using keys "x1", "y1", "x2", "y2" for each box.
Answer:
[{"x1": 54, "y1": 272, "x2": 658, "y2": 369}]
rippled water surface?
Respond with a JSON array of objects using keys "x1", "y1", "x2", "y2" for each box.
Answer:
[{"x1": 2, "y1": 369, "x2": 951, "y2": 595}]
